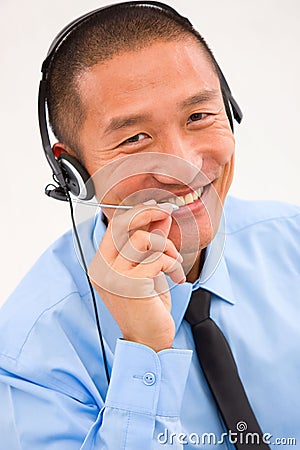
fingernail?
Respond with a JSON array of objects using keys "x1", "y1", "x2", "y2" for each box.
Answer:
[
  {"x1": 143, "y1": 199, "x2": 157, "y2": 205},
  {"x1": 178, "y1": 253, "x2": 183, "y2": 263},
  {"x1": 158, "y1": 202, "x2": 174, "y2": 212}
]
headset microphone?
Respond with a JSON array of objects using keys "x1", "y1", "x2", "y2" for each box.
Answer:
[{"x1": 45, "y1": 185, "x2": 68, "y2": 201}]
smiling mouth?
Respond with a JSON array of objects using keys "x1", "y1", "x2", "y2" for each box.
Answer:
[{"x1": 157, "y1": 186, "x2": 205, "y2": 207}]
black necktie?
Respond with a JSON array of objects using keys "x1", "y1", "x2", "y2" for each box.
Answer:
[{"x1": 184, "y1": 289, "x2": 270, "y2": 449}]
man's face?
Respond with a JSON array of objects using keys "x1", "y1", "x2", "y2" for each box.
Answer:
[{"x1": 75, "y1": 37, "x2": 235, "y2": 262}]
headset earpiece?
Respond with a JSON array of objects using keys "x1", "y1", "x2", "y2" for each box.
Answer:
[{"x1": 58, "y1": 153, "x2": 95, "y2": 200}]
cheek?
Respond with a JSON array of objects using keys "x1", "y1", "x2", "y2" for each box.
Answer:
[
  {"x1": 209, "y1": 118, "x2": 235, "y2": 165},
  {"x1": 190, "y1": 117, "x2": 235, "y2": 176},
  {"x1": 93, "y1": 171, "x2": 151, "y2": 206}
]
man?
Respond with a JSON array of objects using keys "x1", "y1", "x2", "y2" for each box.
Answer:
[{"x1": 0, "y1": 2, "x2": 299, "y2": 449}]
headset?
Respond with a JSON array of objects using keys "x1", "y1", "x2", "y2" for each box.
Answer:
[
  {"x1": 38, "y1": 1, "x2": 243, "y2": 386},
  {"x1": 39, "y1": 0, "x2": 242, "y2": 204}
]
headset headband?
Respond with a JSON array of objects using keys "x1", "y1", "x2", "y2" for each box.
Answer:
[
  {"x1": 38, "y1": 1, "x2": 243, "y2": 195},
  {"x1": 42, "y1": 2, "x2": 188, "y2": 75}
]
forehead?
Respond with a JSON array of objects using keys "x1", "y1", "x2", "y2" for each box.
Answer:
[{"x1": 78, "y1": 39, "x2": 220, "y2": 117}]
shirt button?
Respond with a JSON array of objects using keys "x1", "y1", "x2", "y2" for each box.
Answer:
[{"x1": 143, "y1": 372, "x2": 156, "y2": 386}]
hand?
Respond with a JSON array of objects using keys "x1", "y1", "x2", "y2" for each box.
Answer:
[{"x1": 88, "y1": 201, "x2": 185, "y2": 352}]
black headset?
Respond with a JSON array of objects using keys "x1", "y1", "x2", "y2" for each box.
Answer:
[{"x1": 38, "y1": 0, "x2": 243, "y2": 203}]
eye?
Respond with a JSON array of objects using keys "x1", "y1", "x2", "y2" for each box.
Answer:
[
  {"x1": 121, "y1": 133, "x2": 149, "y2": 145},
  {"x1": 187, "y1": 112, "x2": 208, "y2": 124}
]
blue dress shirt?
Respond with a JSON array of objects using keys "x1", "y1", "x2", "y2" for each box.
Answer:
[{"x1": 0, "y1": 196, "x2": 300, "y2": 449}]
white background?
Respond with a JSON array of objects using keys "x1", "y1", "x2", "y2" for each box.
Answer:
[{"x1": 0, "y1": 0, "x2": 299, "y2": 304}]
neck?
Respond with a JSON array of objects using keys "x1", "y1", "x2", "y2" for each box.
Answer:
[{"x1": 185, "y1": 248, "x2": 206, "y2": 283}]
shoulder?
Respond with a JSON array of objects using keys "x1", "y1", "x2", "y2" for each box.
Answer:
[
  {"x1": 223, "y1": 196, "x2": 300, "y2": 273},
  {"x1": 0, "y1": 213, "x2": 105, "y2": 361},
  {"x1": 224, "y1": 195, "x2": 300, "y2": 235}
]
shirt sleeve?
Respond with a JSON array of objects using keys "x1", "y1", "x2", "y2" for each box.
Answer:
[{"x1": 0, "y1": 339, "x2": 192, "y2": 450}]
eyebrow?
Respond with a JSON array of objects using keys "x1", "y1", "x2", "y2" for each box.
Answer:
[
  {"x1": 179, "y1": 89, "x2": 220, "y2": 109},
  {"x1": 104, "y1": 114, "x2": 151, "y2": 135},
  {"x1": 104, "y1": 89, "x2": 220, "y2": 135}
]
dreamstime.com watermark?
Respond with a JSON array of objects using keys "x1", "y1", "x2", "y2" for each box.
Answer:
[{"x1": 157, "y1": 421, "x2": 297, "y2": 446}]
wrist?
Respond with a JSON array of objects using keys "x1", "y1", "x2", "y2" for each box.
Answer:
[{"x1": 122, "y1": 336, "x2": 174, "y2": 353}]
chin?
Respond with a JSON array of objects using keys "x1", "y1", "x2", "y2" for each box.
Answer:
[{"x1": 169, "y1": 210, "x2": 215, "y2": 253}]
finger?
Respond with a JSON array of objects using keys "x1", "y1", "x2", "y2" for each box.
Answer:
[
  {"x1": 89, "y1": 255, "x2": 155, "y2": 299},
  {"x1": 148, "y1": 214, "x2": 172, "y2": 241},
  {"x1": 115, "y1": 229, "x2": 182, "y2": 265},
  {"x1": 119, "y1": 202, "x2": 174, "y2": 232},
  {"x1": 153, "y1": 273, "x2": 172, "y2": 312},
  {"x1": 130, "y1": 252, "x2": 186, "y2": 285},
  {"x1": 89, "y1": 248, "x2": 185, "y2": 299},
  {"x1": 100, "y1": 202, "x2": 174, "y2": 262}
]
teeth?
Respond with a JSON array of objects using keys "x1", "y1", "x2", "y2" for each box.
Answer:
[
  {"x1": 185, "y1": 193, "x2": 194, "y2": 205},
  {"x1": 192, "y1": 191, "x2": 198, "y2": 201},
  {"x1": 196, "y1": 187, "x2": 204, "y2": 197},
  {"x1": 175, "y1": 196, "x2": 184, "y2": 206},
  {"x1": 159, "y1": 186, "x2": 204, "y2": 208},
  {"x1": 167, "y1": 197, "x2": 176, "y2": 204}
]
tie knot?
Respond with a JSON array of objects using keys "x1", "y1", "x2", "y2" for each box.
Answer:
[{"x1": 184, "y1": 288, "x2": 211, "y2": 326}]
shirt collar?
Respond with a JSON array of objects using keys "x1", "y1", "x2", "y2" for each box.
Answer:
[
  {"x1": 92, "y1": 212, "x2": 107, "y2": 253},
  {"x1": 169, "y1": 230, "x2": 236, "y2": 334}
]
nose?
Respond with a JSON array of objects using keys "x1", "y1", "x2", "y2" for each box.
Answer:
[{"x1": 151, "y1": 132, "x2": 204, "y2": 186}]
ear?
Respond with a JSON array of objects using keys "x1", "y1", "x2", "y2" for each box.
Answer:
[{"x1": 52, "y1": 142, "x2": 74, "y2": 159}]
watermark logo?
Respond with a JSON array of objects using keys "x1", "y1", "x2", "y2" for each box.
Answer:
[
  {"x1": 157, "y1": 422, "x2": 297, "y2": 446},
  {"x1": 236, "y1": 421, "x2": 247, "y2": 432}
]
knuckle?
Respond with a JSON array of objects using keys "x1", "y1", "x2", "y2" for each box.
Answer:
[
  {"x1": 164, "y1": 255, "x2": 179, "y2": 271},
  {"x1": 129, "y1": 229, "x2": 149, "y2": 249},
  {"x1": 136, "y1": 208, "x2": 153, "y2": 223}
]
